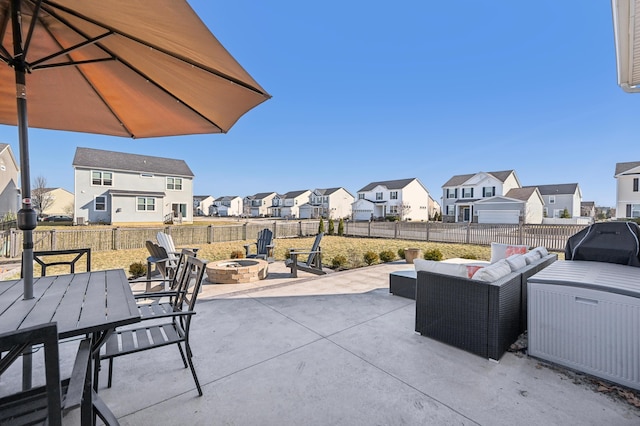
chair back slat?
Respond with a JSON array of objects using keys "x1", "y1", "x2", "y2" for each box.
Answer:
[{"x1": 306, "y1": 233, "x2": 324, "y2": 266}]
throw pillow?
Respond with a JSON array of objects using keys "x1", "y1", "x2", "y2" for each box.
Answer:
[
  {"x1": 471, "y1": 259, "x2": 512, "y2": 282},
  {"x1": 505, "y1": 254, "x2": 527, "y2": 272},
  {"x1": 522, "y1": 250, "x2": 542, "y2": 265},
  {"x1": 490, "y1": 242, "x2": 529, "y2": 263},
  {"x1": 414, "y1": 259, "x2": 468, "y2": 278},
  {"x1": 466, "y1": 264, "x2": 485, "y2": 278}
]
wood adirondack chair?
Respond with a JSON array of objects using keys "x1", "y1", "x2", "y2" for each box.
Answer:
[
  {"x1": 244, "y1": 228, "x2": 275, "y2": 262},
  {"x1": 285, "y1": 233, "x2": 326, "y2": 278}
]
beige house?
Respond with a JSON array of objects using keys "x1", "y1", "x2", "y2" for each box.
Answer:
[
  {"x1": 33, "y1": 187, "x2": 74, "y2": 217},
  {"x1": 0, "y1": 143, "x2": 20, "y2": 219}
]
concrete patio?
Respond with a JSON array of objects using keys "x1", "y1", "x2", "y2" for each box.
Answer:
[{"x1": 4, "y1": 260, "x2": 640, "y2": 425}]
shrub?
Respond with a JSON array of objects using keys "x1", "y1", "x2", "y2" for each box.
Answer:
[
  {"x1": 230, "y1": 250, "x2": 245, "y2": 259},
  {"x1": 338, "y1": 218, "x2": 345, "y2": 236},
  {"x1": 460, "y1": 252, "x2": 478, "y2": 260},
  {"x1": 423, "y1": 248, "x2": 443, "y2": 261},
  {"x1": 379, "y1": 250, "x2": 396, "y2": 262},
  {"x1": 363, "y1": 251, "x2": 379, "y2": 265},
  {"x1": 318, "y1": 218, "x2": 325, "y2": 233},
  {"x1": 560, "y1": 208, "x2": 571, "y2": 219},
  {"x1": 128, "y1": 261, "x2": 147, "y2": 278},
  {"x1": 331, "y1": 254, "x2": 347, "y2": 269},
  {"x1": 397, "y1": 248, "x2": 405, "y2": 259},
  {"x1": 328, "y1": 219, "x2": 335, "y2": 235}
]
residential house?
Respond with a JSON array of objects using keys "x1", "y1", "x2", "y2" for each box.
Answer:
[
  {"x1": 615, "y1": 161, "x2": 640, "y2": 218},
  {"x1": 269, "y1": 190, "x2": 311, "y2": 218},
  {"x1": 247, "y1": 192, "x2": 277, "y2": 217},
  {"x1": 33, "y1": 187, "x2": 74, "y2": 217},
  {"x1": 472, "y1": 187, "x2": 544, "y2": 224},
  {"x1": 299, "y1": 187, "x2": 355, "y2": 219},
  {"x1": 524, "y1": 183, "x2": 582, "y2": 218},
  {"x1": 351, "y1": 178, "x2": 434, "y2": 221},
  {"x1": 73, "y1": 147, "x2": 194, "y2": 225},
  {"x1": 213, "y1": 195, "x2": 243, "y2": 217},
  {"x1": 441, "y1": 170, "x2": 522, "y2": 223},
  {"x1": 193, "y1": 195, "x2": 215, "y2": 216},
  {"x1": 0, "y1": 144, "x2": 19, "y2": 219},
  {"x1": 581, "y1": 201, "x2": 596, "y2": 218}
]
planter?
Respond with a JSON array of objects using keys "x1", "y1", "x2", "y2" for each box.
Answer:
[{"x1": 404, "y1": 248, "x2": 423, "y2": 264}]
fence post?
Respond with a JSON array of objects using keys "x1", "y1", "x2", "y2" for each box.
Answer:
[
  {"x1": 426, "y1": 221, "x2": 430, "y2": 242},
  {"x1": 208, "y1": 225, "x2": 213, "y2": 244},
  {"x1": 466, "y1": 222, "x2": 471, "y2": 244},
  {"x1": 113, "y1": 227, "x2": 120, "y2": 250},
  {"x1": 242, "y1": 222, "x2": 247, "y2": 240},
  {"x1": 10, "y1": 229, "x2": 17, "y2": 258},
  {"x1": 273, "y1": 221, "x2": 277, "y2": 238},
  {"x1": 368, "y1": 220, "x2": 372, "y2": 237},
  {"x1": 518, "y1": 223, "x2": 524, "y2": 245},
  {"x1": 50, "y1": 230, "x2": 56, "y2": 250},
  {"x1": 298, "y1": 221, "x2": 302, "y2": 237},
  {"x1": 394, "y1": 221, "x2": 398, "y2": 239}
]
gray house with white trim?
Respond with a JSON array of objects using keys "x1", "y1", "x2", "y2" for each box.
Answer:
[{"x1": 72, "y1": 147, "x2": 194, "y2": 225}]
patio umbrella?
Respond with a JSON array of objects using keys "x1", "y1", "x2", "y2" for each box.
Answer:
[{"x1": 0, "y1": 0, "x2": 271, "y2": 299}]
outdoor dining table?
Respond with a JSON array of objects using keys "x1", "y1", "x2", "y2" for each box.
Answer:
[{"x1": 0, "y1": 268, "x2": 141, "y2": 425}]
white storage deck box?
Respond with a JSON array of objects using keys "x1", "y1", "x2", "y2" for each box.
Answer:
[{"x1": 528, "y1": 260, "x2": 640, "y2": 391}]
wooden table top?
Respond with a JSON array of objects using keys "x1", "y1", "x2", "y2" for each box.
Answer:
[{"x1": 0, "y1": 269, "x2": 140, "y2": 339}]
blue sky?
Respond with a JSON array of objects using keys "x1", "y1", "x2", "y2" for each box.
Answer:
[{"x1": 0, "y1": 1, "x2": 636, "y2": 207}]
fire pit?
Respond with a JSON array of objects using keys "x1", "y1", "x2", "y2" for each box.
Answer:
[{"x1": 206, "y1": 259, "x2": 269, "y2": 284}]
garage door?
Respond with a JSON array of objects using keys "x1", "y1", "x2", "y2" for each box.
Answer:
[{"x1": 477, "y1": 210, "x2": 520, "y2": 224}]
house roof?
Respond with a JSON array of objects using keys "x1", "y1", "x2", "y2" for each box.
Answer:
[
  {"x1": 0, "y1": 143, "x2": 19, "y2": 171},
  {"x1": 615, "y1": 161, "x2": 640, "y2": 176},
  {"x1": 522, "y1": 183, "x2": 578, "y2": 196},
  {"x1": 442, "y1": 170, "x2": 514, "y2": 187},
  {"x1": 358, "y1": 178, "x2": 420, "y2": 192},
  {"x1": 581, "y1": 201, "x2": 595, "y2": 207},
  {"x1": 314, "y1": 187, "x2": 355, "y2": 198},
  {"x1": 251, "y1": 192, "x2": 276, "y2": 200},
  {"x1": 72, "y1": 147, "x2": 194, "y2": 177},
  {"x1": 193, "y1": 195, "x2": 212, "y2": 200},
  {"x1": 283, "y1": 190, "x2": 310, "y2": 198},
  {"x1": 505, "y1": 187, "x2": 538, "y2": 201},
  {"x1": 612, "y1": 0, "x2": 640, "y2": 92},
  {"x1": 216, "y1": 195, "x2": 240, "y2": 201}
]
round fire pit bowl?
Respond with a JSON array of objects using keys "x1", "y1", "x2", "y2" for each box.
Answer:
[{"x1": 205, "y1": 259, "x2": 269, "y2": 284}]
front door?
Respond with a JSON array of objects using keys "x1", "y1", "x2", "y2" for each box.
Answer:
[
  {"x1": 172, "y1": 203, "x2": 187, "y2": 219},
  {"x1": 463, "y1": 207, "x2": 470, "y2": 222}
]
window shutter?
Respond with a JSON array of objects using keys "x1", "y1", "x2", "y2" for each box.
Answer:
[
  {"x1": 455, "y1": 188, "x2": 458, "y2": 198},
  {"x1": 471, "y1": 188, "x2": 474, "y2": 197},
  {"x1": 634, "y1": 178, "x2": 639, "y2": 192},
  {"x1": 482, "y1": 187, "x2": 485, "y2": 197},
  {"x1": 492, "y1": 186, "x2": 496, "y2": 196},
  {"x1": 446, "y1": 189, "x2": 450, "y2": 198},
  {"x1": 627, "y1": 204, "x2": 632, "y2": 217}
]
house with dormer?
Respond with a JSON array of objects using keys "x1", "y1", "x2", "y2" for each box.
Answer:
[
  {"x1": 193, "y1": 195, "x2": 215, "y2": 216},
  {"x1": 351, "y1": 178, "x2": 434, "y2": 221},
  {"x1": 73, "y1": 147, "x2": 194, "y2": 225},
  {"x1": 615, "y1": 161, "x2": 640, "y2": 218},
  {"x1": 442, "y1": 170, "x2": 522, "y2": 223},
  {"x1": 247, "y1": 192, "x2": 277, "y2": 217},
  {"x1": 299, "y1": 187, "x2": 355, "y2": 219},
  {"x1": 213, "y1": 195, "x2": 243, "y2": 217}
]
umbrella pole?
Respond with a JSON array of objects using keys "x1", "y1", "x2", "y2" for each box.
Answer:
[{"x1": 11, "y1": 0, "x2": 37, "y2": 393}]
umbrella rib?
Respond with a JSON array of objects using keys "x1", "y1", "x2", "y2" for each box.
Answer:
[
  {"x1": 30, "y1": 31, "x2": 113, "y2": 68},
  {"x1": 42, "y1": 0, "x2": 269, "y2": 97},
  {"x1": 0, "y1": 2, "x2": 11, "y2": 61},
  {"x1": 21, "y1": 0, "x2": 43, "y2": 60}
]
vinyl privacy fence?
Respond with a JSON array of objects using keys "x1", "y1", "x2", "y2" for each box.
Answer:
[{"x1": 0, "y1": 221, "x2": 586, "y2": 258}]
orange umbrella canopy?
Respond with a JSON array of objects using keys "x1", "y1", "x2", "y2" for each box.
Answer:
[{"x1": 0, "y1": 0, "x2": 270, "y2": 138}]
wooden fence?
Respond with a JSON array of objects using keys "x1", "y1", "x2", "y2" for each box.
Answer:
[{"x1": 0, "y1": 221, "x2": 587, "y2": 258}]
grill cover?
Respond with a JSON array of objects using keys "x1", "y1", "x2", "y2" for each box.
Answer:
[{"x1": 565, "y1": 221, "x2": 640, "y2": 267}]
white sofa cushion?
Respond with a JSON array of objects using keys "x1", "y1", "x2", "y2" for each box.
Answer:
[
  {"x1": 471, "y1": 259, "x2": 512, "y2": 282},
  {"x1": 533, "y1": 246, "x2": 549, "y2": 257},
  {"x1": 505, "y1": 254, "x2": 527, "y2": 271},
  {"x1": 414, "y1": 259, "x2": 468, "y2": 278},
  {"x1": 522, "y1": 250, "x2": 542, "y2": 265},
  {"x1": 490, "y1": 242, "x2": 528, "y2": 263}
]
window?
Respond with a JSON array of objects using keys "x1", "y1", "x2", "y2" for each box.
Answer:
[
  {"x1": 549, "y1": 196, "x2": 555, "y2": 204},
  {"x1": 389, "y1": 205, "x2": 398, "y2": 214},
  {"x1": 137, "y1": 197, "x2": 156, "y2": 211},
  {"x1": 462, "y1": 188, "x2": 473, "y2": 198},
  {"x1": 376, "y1": 192, "x2": 383, "y2": 200},
  {"x1": 446, "y1": 188, "x2": 457, "y2": 199},
  {"x1": 92, "y1": 171, "x2": 112, "y2": 186},
  {"x1": 634, "y1": 178, "x2": 639, "y2": 192},
  {"x1": 95, "y1": 196, "x2": 106, "y2": 211},
  {"x1": 482, "y1": 186, "x2": 495, "y2": 197},
  {"x1": 390, "y1": 191, "x2": 398, "y2": 200},
  {"x1": 358, "y1": 193, "x2": 365, "y2": 199},
  {"x1": 629, "y1": 204, "x2": 640, "y2": 218},
  {"x1": 166, "y1": 177, "x2": 183, "y2": 190},
  {"x1": 140, "y1": 173, "x2": 153, "y2": 178}
]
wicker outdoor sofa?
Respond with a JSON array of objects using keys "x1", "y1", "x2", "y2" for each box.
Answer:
[{"x1": 413, "y1": 252, "x2": 557, "y2": 360}]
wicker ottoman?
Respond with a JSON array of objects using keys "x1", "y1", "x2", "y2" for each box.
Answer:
[{"x1": 389, "y1": 270, "x2": 417, "y2": 299}]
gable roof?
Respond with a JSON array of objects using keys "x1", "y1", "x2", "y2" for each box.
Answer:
[
  {"x1": 251, "y1": 192, "x2": 276, "y2": 200},
  {"x1": 283, "y1": 189, "x2": 310, "y2": 198},
  {"x1": 523, "y1": 183, "x2": 578, "y2": 196},
  {"x1": 358, "y1": 178, "x2": 418, "y2": 192},
  {"x1": 505, "y1": 187, "x2": 539, "y2": 202},
  {"x1": 216, "y1": 195, "x2": 240, "y2": 201},
  {"x1": 0, "y1": 143, "x2": 19, "y2": 171},
  {"x1": 615, "y1": 161, "x2": 640, "y2": 176},
  {"x1": 442, "y1": 170, "x2": 514, "y2": 187},
  {"x1": 72, "y1": 147, "x2": 194, "y2": 177}
]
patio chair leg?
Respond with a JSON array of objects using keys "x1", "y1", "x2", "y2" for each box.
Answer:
[
  {"x1": 184, "y1": 342, "x2": 203, "y2": 396},
  {"x1": 107, "y1": 358, "x2": 114, "y2": 388},
  {"x1": 176, "y1": 342, "x2": 188, "y2": 369}
]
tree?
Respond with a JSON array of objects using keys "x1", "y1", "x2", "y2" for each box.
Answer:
[
  {"x1": 338, "y1": 218, "x2": 344, "y2": 236},
  {"x1": 328, "y1": 219, "x2": 334, "y2": 235},
  {"x1": 318, "y1": 218, "x2": 325, "y2": 233},
  {"x1": 398, "y1": 203, "x2": 411, "y2": 221},
  {"x1": 560, "y1": 208, "x2": 571, "y2": 219},
  {"x1": 32, "y1": 176, "x2": 54, "y2": 217}
]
